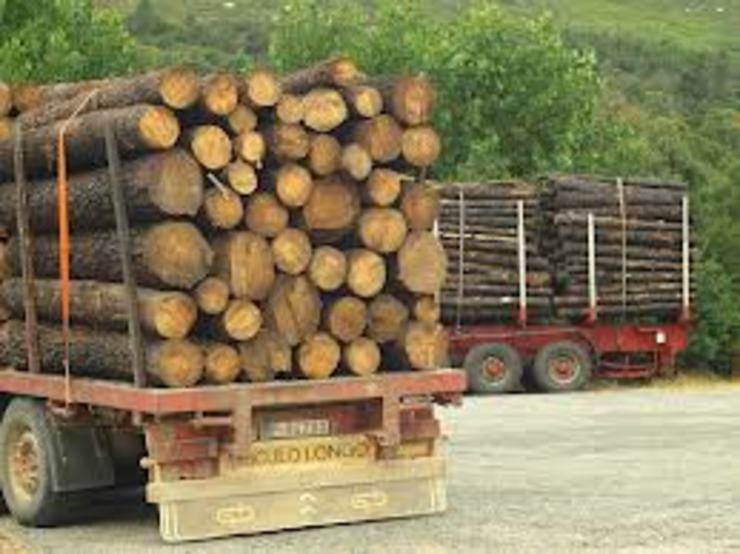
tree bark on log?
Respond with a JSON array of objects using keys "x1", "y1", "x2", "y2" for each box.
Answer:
[
  {"x1": 297, "y1": 332, "x2": 341, "y2": 380},
  {"x1": 325, "y1": 296, "x2": 367, "y2": 343},
  {"x1": 0, "y1": 149, "x2": 203, "y2": 232},
  {"x1": 308, "y1": 246, "x2": 347, "y2": 292},
  {"x1": 8, "y1": 221, "x2": 213, "y2": 289},
  {"x1": 0, "y1": 104, "x2": 180, "y2": 180},
  {"x1": 282, "y1": 57, "x2": 363, "y2": 93},
  {"x1": 264, "y1": 275, "x2": 321, "y2": 346},
  {"x1": 238, "y1": 328, "x2": 292, "y2": 382},
  {"x1": 0, "y1": 320, "x2": 203, "y2": 387},
  {"x1": 344, "y1": 337, "x2": 381, "y2": 376},
  {"x1": 213, "y1": 231, "x2": 275, "y2": 300},
  {"x1": 397, "y1": 232, "x2": 448, "y2": 294},
  {"x1": 0, "y1": 278, "x2": 197, "y2": 339}
]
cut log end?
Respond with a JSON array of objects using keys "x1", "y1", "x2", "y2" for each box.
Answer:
[
  {"x1": 204, "y1": 343, "x2": 242, "y2": 385},
  {"x1": 276, "y1": 94, "x2": 305, "y2": 124},
  {"x1": 245, "y1": 193, "x2": 289, "y2": 238},
  {"x1": 367, "y1": 294, "x2": 409, "y2": 343},
  {"x1": 150, "y1": 339, "x2": 204, "y2": 388},
  {"x1": 355, "y1": 114, "x2": 403, "y2": 163},
  {"x1": 225, "y1": 160, "x2": 258, "y2": 195},
  {"x1": 143, "y1": 222, "x2": 214, "y2": 289},
  {"x1": 265, "y1": 275, "x2": 321, "y2": 346},
  {"x1": 392, "y1": 75, "x2": 436, "y2": 126},
  {"x1": 402, "y1": 126, "x2": 441, "y2": 168},
  {"x1": 402, "y1": 182, "x2": 440, "y2": 231},
  {"x1": 275, "y1": 163, "x2": 313, "y2": 208},
  {"x1": 269, "y1": 123, "x2": 310, "y2": 161},
  {"x1": 204, "y1": 186, "x2": 244, "y2": 230},
  {"x1": 195, "y1": 277, "x2": 230, "y2": 315},
  {"x1": 272, "y1": 228, "x2": 312, "y2": 275},
  {"x1": 309, "y1": 246, "x2": 347, "y2": 292},
  {"x1": 402, "y1": 321, "x2": 448, "y2": 371},
  {"x1": 223, "y1": 299, "x2": 263, "y2": 341},
  {"x1": 234, "y1": 130, "x2": 266, "y2": 167},
  {"x1": 245, "y1": 69, "x2": 282, "y2": 107},
  {"x1": 326, "y1": 296, "x2": 367, "y2": 343},
  {"x1": 203, "y1": 73, "x2": 239, "y2": 116},
  {"x1": 308, "y1": 134, "x2": 342, "y2": 176},
  {"x1": 341, "y1": 143, "x2": 373, "y2": 181},
  {"x1": 298, "y1": 333, "x2": 341, "y2": 380},
  {"x1": 151, "y1": 293, "x2": 198, "y2": 340},
  {"x1": 366, "y1": 169, "x2": 402, "y2": 207},
  {"x1": 144, "y1": 149, "x2": 204, "y2": 217},
  {"x1": 214, "y1": 231, "x2": 275, "y2": 300},
  {"x1": 159, "y1": 68, "x2": 201, "y2": 110},
  {"x1": 190, "y1": 125, "x2": 232, "y2": 170},
  {"x1": 347, "y1": 249, "x2": 386, "y2": 298},
  {"x1": 398, "y1": 231, "x2": 448, "y2": 294},
  {"x1": 239, "y1": 329, "x2": 292, "y2": 382},
  {"x1": 358, "y1": 208, "x2": 408, "y2": 253},
  {"x1": 347, "y1": 85, "x2": 383, "y2": 118},
  {"x1": 344, "y1": 337, "x2": 381, "y2": 376},
  {"x1": 0, "y1": 118, "x2": 13, "y2": 142},
  {"x1": 227, "y1": 104, "x2": 258, "y2": 135},
  {"x1": 138, "y1": 106, "x2": 180, "y2": 150},
  {"x1": 414, "y1": 295, "x2": 441, "y2": 324},
  {"x1": 303, "y1": 177, "x2": 360, "y2": 236},
  {"x1": 302, "y1": 88, "x2": 348, "y2": 132}
]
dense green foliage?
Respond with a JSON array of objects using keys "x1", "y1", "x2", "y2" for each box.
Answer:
[{"x1": 0, "y1": 0, "x2": 141, "y2": 83}]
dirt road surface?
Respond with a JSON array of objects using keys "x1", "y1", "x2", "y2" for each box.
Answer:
[{"x1": 1, "y1": 386, "x2": 739, "y2": 553}]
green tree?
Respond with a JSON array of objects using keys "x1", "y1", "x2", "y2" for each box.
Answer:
[{"x1": 0, "y1": 0, "x2": 142, "y2": 83}]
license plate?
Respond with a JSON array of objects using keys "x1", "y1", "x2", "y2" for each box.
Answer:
[{"x1": 259, "y1": 418, "x2": 331, "y2": 440}]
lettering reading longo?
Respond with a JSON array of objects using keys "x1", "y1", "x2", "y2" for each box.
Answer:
[{"x1": 248, "y1": 440, "x2": 372, "y2": 466}]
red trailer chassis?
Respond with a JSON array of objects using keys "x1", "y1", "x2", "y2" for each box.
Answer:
[{"x1": 448, "y1": 321, "x2": 691, "y2": 394}]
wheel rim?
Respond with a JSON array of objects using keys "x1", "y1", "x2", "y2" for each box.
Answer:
[
  {"x1": 547, "y1": 353, "x2": 580, "y2": 385},
  {"x1": 8, "y1": 428, "x2": 41, "y2": 504},
  {"x1": 481, "y1": 356, "x2": 508, "y2": 383}
]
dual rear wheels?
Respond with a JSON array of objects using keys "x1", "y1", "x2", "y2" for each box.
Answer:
[{"x1": 464, "y1": 340, "x2": 592, "y2": 394}]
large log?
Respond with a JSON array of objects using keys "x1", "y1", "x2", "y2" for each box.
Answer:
[
  {"x1": 308, "y1": 246, "x2": 347, "y2": 292},
  {"x1": 17, "y1": 70, "x2": 200, "y2": 129},
  {"x1": 367, "y1": 294, "x2": 409, "y2": 343},
  {"x1": 282, "y1": 57, "x2": 363, "y2": 93},
  {"x1": 400, "y1": 321, "x2": 448, "y2": 370},
  {"x1": 265, "y1": 275, "x2": 321, "y2": 346},
  {"x1": 245, "y1": 193, "x2": 289, "y2": 238},
  {"x1": 358, "y1": 208, "x2": 408, "y2": 253},
  {"x1": 271, "y1": 228, "x2": 313, "y2": 275},
  {"x1": 204, "y1": 343, "x2": 241, "y2": 385},
  {"x1": 397, "y1": 232, "x2": 448, "y2": 294},
  {"x1": 346, "y1": 249, "x2": 386, "y2": 298},
  {"x1": 0, "y1": 321, "x2": 203, "y2": 388},
  {"x1": 0, "y1": 104, "x2": 180, "y2": 180},
  {"x1": 11, "y1": 79, "x2": 106, "y2": 113},
  {"x1": 354, "y1": 114, "x2": 403, "y2": 163},
  {"x1": 238, "y1": 328, "x2": 292, "y2": 382},
  {"x1": 0, "y1": 149, "x2": 203, "y2": 232},
  {"x1": 302, "y1": 177, "x2": 360, "y2": 240},
  {"x1": 344, "y1": 337, "x2": 381, "y2": 376},
  {"x1": 8, "y1": 221, "x2": 213, "y2": 289},
  {"x1": 213, "y1": 231, "x2": 275, "y2": 300},
  {"x1": 325, "y1": 296, "x2": 367, "y2": 343},
  {"x1": 297, "y1": 332, "x2": 341, "y2": 380},
  {"x1": 0, "y1": 278, "x2": 196, "y2": 339}
]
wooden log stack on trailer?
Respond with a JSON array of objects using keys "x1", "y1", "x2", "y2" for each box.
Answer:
[{"x1": 0, "y1": 58, "x2": 449, "y2": 388}]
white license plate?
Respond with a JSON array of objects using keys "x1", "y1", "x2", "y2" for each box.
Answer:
[{"x1": 259, "y1": 418, "x2": 331, "y2": 440}]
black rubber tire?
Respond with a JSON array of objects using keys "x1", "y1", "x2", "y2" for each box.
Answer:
[
  {"x1": 0, "y1": 398, "x2": 68, "y2": 527},
  {"x1": 531, "y1": 340, "x2": 592, "y2": 393},
  {"x1": 464, "y1": 343, "x2": 523, "y2": 394}
]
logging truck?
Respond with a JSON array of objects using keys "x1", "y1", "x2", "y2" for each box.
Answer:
[{"x1": 438, "y1": 177, "x2": 694, "y2": 394}]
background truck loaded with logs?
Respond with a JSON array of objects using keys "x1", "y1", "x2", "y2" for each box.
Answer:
[
  {"x1": 0, "y1": 58, "x2": 465, "y2": 541},
  {"x1": 437, "y1": 177, "x2": 694, "y2": 394}
]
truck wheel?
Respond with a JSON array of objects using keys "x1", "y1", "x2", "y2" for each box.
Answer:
[
  {"x1": 0, "y1": 398, "x2": 67, "y2": 526},
  {"x1": 464, "y1": 343, "x2": 523, "y2": 394},
  {"x1": 532, "y1": 341, "x2": 592, "y2": 393}
]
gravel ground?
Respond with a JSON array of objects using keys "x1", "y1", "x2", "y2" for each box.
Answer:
[{"x1": 1, "y1": 387, "x2": 740, "y2": 553}]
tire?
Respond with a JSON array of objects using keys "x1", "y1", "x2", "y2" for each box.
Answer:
[
  {"x1": 464, "y1": 343, "x2": 523, "y2": 394},
  {"x1": 531, "y1": 340, "x2": 592, "y2": 393},
  {"x1": 0, "y1": 398, "x2": 68, "y2": 526}
]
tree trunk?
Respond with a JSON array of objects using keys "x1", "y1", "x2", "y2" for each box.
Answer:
[
  {"x1": 341, "y1": 143, "x2": 373, "y2": 180},
  {"x1": 282, "y1": 57, "x2": 363, "y2": 93},
  {"x1": 227, "y1": 104, "x2": 258, "y2": 135},
  {"x1": 233, "y1": 130, "x2": 266, "y2": 167},
  {"x1": 189, "y1": 125, "x2": 232, "y2": 170},
  {"x1": 397, "y1": 232, "x2": 448, "y2": 294},
  {"x1": 0, "y1": 149, "x2": 203, "y2": 232},
  {"x1": 367, "y1": 294, "x2": 409, "y2": 343},
  {"x1": 8, "y1": 221, "x2": 213, "y2": 289},
  {"x1": 297, "y1": 332, "x2": 341, "y2": 380},
  {"x1": 358, "y1": 208, "x2": 408, "y2": 253},
  {"x1": 344, "y1": 337, "x2": 381, "y2": 376},
  {"x1": 266, "y1": 123, "x2": 310, "y2": 161},
  {"x1": 347, "y1": 249, "x2": 386, "y2": 298},
  {"x1": 195, "y1": 277, "x2": 230, "y2": 315},
  {"x1": 224, "y1": 160, "x2": 258, "y2": 195},
  {"x1": 276, "y1": 94, "x2": 305, "y2": 124},
  {"x1": 354, "y1": 114, "x2": 403, "y2": 163},
  {"x1": 308, "y1": 246, "x2": 347, "y2": 292},
  {"x1": 10, "y1": 78, "x2": 110, "y2": 112},
  {"x1": 400, "y1": 321, "x2": 448, "y2": 371},
  {"x1": 203, "y1": 186, "x2": 244, "y2": 230},
  {"x1": 272, "y1": 228, "x2": 312, "y2": 275},
  {"x1": 302, "y1": 177, "x2": 360, "y2": 239},
  {"x1": 401, "y1": 125, "x2": 441, "y2": 168},
  {"x1": 307, "y1": 134, "x2": 342, "y2": 176},
  {"x1": 0, "y1": 104, "x2": 180, "y2": 180},
  {"x1": 204, "y1": 343, "x2": 241, "y2": 385},
  {"x1": 212, "y1": 231, "x2": 275, "y2": 300},
  {"x1": 325, "y1": 296, "x2": 367, "y2": 343},
  {"x1": 245, "y1": 192, "x2": 289, "y2": 238},
  {"x1": 241, "y1": 68, "x2": 283, "y2": 108},
  {"x1": 0, "y1": 320, "x2": 203, "y2": 387},
  {"x1": 264, "y1": 275, "x2": 321, "y2": 346},
  {"x1": 275, "y1": 163, "x2": 313, "y2": 208},
  {"x1": 302, "y1": 88, "x2": 348, "y2": 132},
  {"x1": 203, "y1": 73, "x2": 239, "y2": 116},
  {"x1": 220, "y1": 299, "x2": 262, "y2": 341},
  {"x1": 365, "y1": 168, "x2": 403, "y2": 207},
  {"x1": 0, "y1": 278, "x2": 197, "y2": 339},
  {"x1": 402, "y1": 182, "x2": 440, "y2": 231},
  {"x1": 238, "y1": 328, "x2": 292, "y2": 382}
]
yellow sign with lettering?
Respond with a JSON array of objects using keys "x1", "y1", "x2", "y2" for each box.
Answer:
[{"x1": 245, "y1": 435, "x2": 376, "y2": 468}]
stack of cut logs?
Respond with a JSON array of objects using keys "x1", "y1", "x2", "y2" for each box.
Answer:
[
  {"x1": 0, "y1": 58, "x2": 449, "y2": 388},
  {"x1": 544, "y1": 174, "x2": 694, "y2": 319},
  {"x1": 436, "y1": 181, "x2": 554, "y2": 323}
]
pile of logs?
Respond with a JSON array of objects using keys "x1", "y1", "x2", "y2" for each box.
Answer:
[
  {"x1": 436, "y1": 181, "x2": 553, "y2": 323},
  {"x1": 0, "y1": 58, "x2": 448, "y2": 388},
  {"x1": 544, "y1": 175, "x2": 694, "y2": 319}
]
